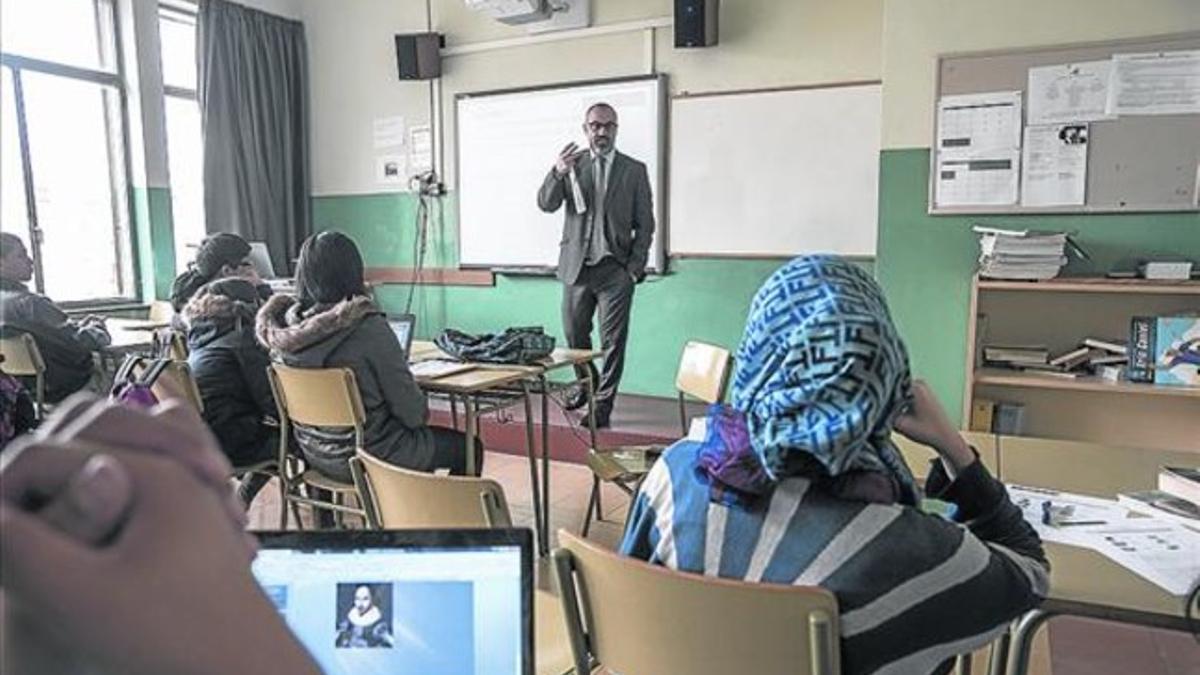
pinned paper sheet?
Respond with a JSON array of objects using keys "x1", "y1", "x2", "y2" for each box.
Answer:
[
  {"x1": 373, "y1": 115, "x2": 407, "y2": 149},
  {"x1": 409, "y1": 125, "x2": 433, "y2": 174},
  {"x1": 936, "y1": 152, "x2": 1020, "y2": 207},
  {"x1": 935, "y1": 91, "x2": 1023, "y2": 207},
  {"x1": 1107, "y1": 50, "x2": 1200, "y2": 116},
  {"x1": 937, "y1": 91, "x2": 1023, "y2": 158},
  {"x1": 1021, "y1": 124, "x2": 1088, "y2": 207},
  {"x1": 375, "y1": 154, "x2": 407, "y2": 186},
  {"x1": 1027, "y1": 61, "x2": 1115, "y2": 125}
]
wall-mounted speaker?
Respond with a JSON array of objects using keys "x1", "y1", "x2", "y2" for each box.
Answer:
[
  {"x1": 395, "y1": 32, "x2": 443, "y2": 80},
  {"x1": 674, "y1": 0, "x2": 718, "y2": 48}
]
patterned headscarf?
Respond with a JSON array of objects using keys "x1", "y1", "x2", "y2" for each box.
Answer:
[{"x1": 729, "y1": 255, "x2": 919, "y2": 505}]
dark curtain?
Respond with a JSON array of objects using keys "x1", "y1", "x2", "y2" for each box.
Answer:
[{"x1": 198, "y1": 0, "x2": 311, "y2": 275}]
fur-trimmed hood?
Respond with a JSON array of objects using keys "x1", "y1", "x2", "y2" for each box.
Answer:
[
  {"x1": 182, "y1": 278, "x2": 265, "y2": 350},
  {"x1": 255, "y1": 294, "x2": 379, "y2": 362}
]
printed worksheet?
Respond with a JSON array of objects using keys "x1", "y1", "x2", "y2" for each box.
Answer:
[{"x1": 1027, "y1": 61, "x2": 1115, "y2": 125}]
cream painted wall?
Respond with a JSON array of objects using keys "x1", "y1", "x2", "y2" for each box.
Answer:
[
  {"x1": 303, "y1": 0, "x2": 432, "y2": 195},
  {"x1": 881, "y1": 0, "x2": 1200, "y2": 149},
  {"x1": 300, "y1": 0, "x2": 884, "y2": 194}
]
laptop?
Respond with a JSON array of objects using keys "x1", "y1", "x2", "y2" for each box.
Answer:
[
  {"x1": 253, "y1": 529, "x2": 533, "y2": 675},
  {"x1": 387, "y1": 313, "x2": 416, "y2": 353},
  {"x1": 247, "y1": 241, "x2": 278, "y2": 279}
]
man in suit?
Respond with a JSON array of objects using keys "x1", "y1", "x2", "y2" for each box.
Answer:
[{"x1": 537, "y1": 103, "x2": 655, "y2": 428}]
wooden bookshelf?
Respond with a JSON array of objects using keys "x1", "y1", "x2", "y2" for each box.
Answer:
[
  {"x1": 977, "y1": 278, "x2": 1200, "y2": 296},
  {"x1": 974, "y1": 369, "x2": 1200, "y2": 399},
  {"x1": 964, "y1": 276, "x2": 1200, "y2": 453}
]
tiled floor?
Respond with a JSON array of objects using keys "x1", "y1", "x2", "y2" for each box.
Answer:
[{"x1": 245, "y1": 395, "x2": 1200, "y2": 675}]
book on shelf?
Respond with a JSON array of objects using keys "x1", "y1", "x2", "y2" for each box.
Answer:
[
  {"x1": 983, "y1": 345, "x2": 1049, "y2": 365},
  {"x1": 969, "y1": 398, "x2": 996, "y2": 433},
  {"x1": 1094, "y1": 365, "x2": 1125, "y2": 383},
  {"x1": 1129, "y1": 315, "x2": 1200, "y2": 387},
  {"x1": 1159, "y1": 467, "x2": 1200, "y2": 507},
  {"x1": 1082, "y1": 337, "x2": 1128, "y2": 355},
  {"x1": 1018, "y1": 366, "x2": 1079, "y2": 379},
  {"x1": 1088, "y1": 353, "x2": 1128, "y2": 366},
  {"x1": 1048, "y1": 346, "x2": 1091, "y2": 368},
  {"x1": 973, "y1": 226, "x2": 1087, "y2": 281},
  {"x1": 1118, "y1": 490, "x2": 1200, "y2": 532}
]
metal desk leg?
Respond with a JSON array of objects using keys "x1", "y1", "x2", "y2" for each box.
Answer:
[
  {"x1": 1006, "y1": 610, "x2": 1055, "y2": 675},
  {"x1": 521, "y1": 381, "x2": 546, "y2": 557},
  {"x1": 955, "y1": 652, "x2": 972, "y2": 675},
  {"x1": 585, "y1": 369, "x2": 598, "y2": 451},
  {"x1": 987, "y1": 627, "x2": 1012, "y2": 675},
  {"x1": 539, "y1": 375, "x2": 551, "y2": 553},
  {"x1": 464, "y1": 396, "x2": 478, "y2": 477}
]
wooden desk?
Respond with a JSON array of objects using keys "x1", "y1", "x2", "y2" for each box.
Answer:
[
  {"x1": 990, "y1": 438, "x2": 1200, "y2": 675},
  {"x1": 418, "y1": 367, "x2": 531, "y2": 478},
  {"x1": 408, "y1": 341, "x2": 603, "y2": 556},
  {"x1": 104, "y1": 318, "x2": 156, "y2": 353}
]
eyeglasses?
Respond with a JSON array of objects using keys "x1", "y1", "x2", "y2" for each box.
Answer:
[{"x1": 586, "y1": 121, "x2": 618, "y2": 132}]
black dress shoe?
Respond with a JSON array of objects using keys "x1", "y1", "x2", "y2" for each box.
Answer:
[{"x1": 563, "y1": 387, "x2": 589, "y2": 411}]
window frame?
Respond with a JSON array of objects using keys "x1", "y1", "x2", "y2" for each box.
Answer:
[
  {"x1": 159, "y1": 1, "x2": 205, "y2": 274},
  {"x1": 0, "y1": 0, "x2": 139, "y2": 307}
]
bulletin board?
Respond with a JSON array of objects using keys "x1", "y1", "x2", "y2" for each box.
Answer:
[{"x1": 930, "y1": 32, "x2": 1200, "y2": 215}]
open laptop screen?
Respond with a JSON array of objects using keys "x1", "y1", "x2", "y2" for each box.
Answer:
[
  {"x1": 247, "y1": 241, "x2": 277, "y2": 279},
  {"x1": 253, "y1": 530, "x2": 532, "y2": 675},
  {"x1": 387, "y1": 313, "x2": 416, "y2": 353}
]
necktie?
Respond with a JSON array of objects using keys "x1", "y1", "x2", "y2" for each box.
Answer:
[{"x1": 593, "y1": 155, "x2": 607, "y2": 230}]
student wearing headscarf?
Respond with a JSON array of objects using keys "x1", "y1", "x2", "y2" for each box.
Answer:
[
  {"x1": 620, "y1": 256, "x2": 1048, "y2": 675},
  {"x1": 170, "y1": 233, "x2": 270, "y2": 313}
]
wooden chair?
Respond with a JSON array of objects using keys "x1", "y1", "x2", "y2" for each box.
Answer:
[
  {"x1": 147, "y1": 300, "x2": 175, "y2": 324},
  {"x1": 582, "y1": 340, "x2": 733, "y2": 536},
  {"x1": 267, "y1": 364, "x2": 368, "y2": 529},
  {"x1": 152, "y1": 328, "x2": 188, "y2": 361},
  {"x1": 128, "y1": 357, "x2": 205, "y2": 415},
  {"x1": 349, "y1": 450, "x2": 511, "y2": 529},
  {"x1": 0, "y1": 333, "x2": 47, "y2": 419},
  {"x1": 552, "y1": 531, "x2": 840, "y2": 675}
]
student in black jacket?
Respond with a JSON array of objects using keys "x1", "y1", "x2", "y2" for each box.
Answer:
[
  {"x1": 182, "y1": 277, "x2": 277, "y2": 505},
  {"x1": 0, "y1": 234, "x2": 110, "y2": 402}
]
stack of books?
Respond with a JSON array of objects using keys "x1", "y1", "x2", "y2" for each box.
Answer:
[
  {"x1": 982, "y1": 344, "x2": 1049, "y2": 369},
  {"x1": 974, "y1": 226, "x2": 1077, "y2": 280},
  {"x1": 1119, "y1": 467, "x2": 1200, "y2": 531}
]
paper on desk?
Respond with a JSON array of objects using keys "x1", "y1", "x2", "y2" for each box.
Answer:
[
  {"x1": 1027, "y1": 61, "x2": 1115, "y2": 125},
  {"x1": 1008, "y1": 485, "x2": 1200, "y2": 596},
  {"x1": 1020, "y1": 124, "x2": 1088, "y2": 207},
  {"x1": 1089, "y1": 522, "x2": 1200, "y2": 596},
  {"x1": 1107, "y1": 50, "x2": 1200, "y2": 116}
]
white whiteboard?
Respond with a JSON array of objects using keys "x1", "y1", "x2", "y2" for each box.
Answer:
[
  {"x1": 456, "y1": 76, "x2": 666, "y2": 271},
  {"x1": 670, "y1": 83, "x2": 881, "y2": 257}
]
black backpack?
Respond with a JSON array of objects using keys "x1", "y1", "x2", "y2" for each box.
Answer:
[{"x1": 435, "y1": 327, "x2": 556, "y2": 365}]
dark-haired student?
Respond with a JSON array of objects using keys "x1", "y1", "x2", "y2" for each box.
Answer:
[
  {"x1": 0, "y1": 234, "x2": 110, "y2": 402},
  {"x1": 256, "y1": 231, "x2": 482, "y2": 483},
  {"x1": 182, "y1": 276, "x2": 278, "y2": 506},
  {"x1": 620, "y1": 256, "x2": 1048, "y2": 675},
  {"x1": 171, "y1": 233, "x2": 270, "y2": 313}
]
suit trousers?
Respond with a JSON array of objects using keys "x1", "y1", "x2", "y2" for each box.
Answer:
[{"x1": 561, "y1": 257, "x2": 635, "y2": 410}]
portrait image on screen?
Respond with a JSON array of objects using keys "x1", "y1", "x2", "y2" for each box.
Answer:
[{"x1": 336, "y1": 583, "x2": 395, "y2": 649}]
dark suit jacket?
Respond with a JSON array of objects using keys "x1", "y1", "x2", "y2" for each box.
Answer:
[{"x1": 536, "y1": 151, "x2": 655, "y2": 285}]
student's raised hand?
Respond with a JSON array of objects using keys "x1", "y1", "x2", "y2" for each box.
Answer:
[
  {"x1": 554, "y1": 142, "x2": 582, "y2": 176},
  {"x1": 0, "y1": 399, "x2": 320, "y2": 675},
  {"x1": 893, "y1": 380, "x2": 975, "y2": 472}
]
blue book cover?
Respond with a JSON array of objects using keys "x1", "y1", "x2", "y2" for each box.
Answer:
[{"x1": 1153, "y1": 316, "x2": 1200, "y2": 387}]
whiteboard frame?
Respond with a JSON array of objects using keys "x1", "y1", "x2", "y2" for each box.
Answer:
[{"x1": 453, "y1": 73, "x2": 669, "y2": 275}]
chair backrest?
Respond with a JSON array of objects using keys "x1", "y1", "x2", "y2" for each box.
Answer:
[
  {"x1": 153, "y1": 328, "x2": 188, "y2": 361},
  {"x1": 553, "y1": 531, "x2": 840, "y2": 675},
  {"x1": 996, "y1": 435, "x2": 1198, "y2": 498},
  {"x1": 148, "y1": 300, "x2": 175, "y2": 323},
  {"x1": 892, "y1": 431, "x2": 1000, "y2": 481},
  {"x1": 675, "y1": 341, "x2": 733, "y2": 404},
  {"x1": 350, "y1": 450, "x2": 511, "y2": 529},
  {"x1": 267, "y1": 363, "x2": 366, "y2": 431},
  {"x1": 0, "y1": 334, "x2": 45, "y2": 378},
  {"x1": 132, "y1": 358, "x2": 204, "y2": 414}
]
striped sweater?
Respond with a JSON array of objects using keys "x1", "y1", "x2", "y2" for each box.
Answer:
[{"x1": 619, "y1": 441, "x2": 1050, "y2": 675}]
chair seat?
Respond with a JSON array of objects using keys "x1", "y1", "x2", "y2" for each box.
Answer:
[
  {"x1": 300, "y1": 469, "x2": 358, "y2": 493},
  {"x1": 587, "y1": 445, "x2": 664, "y2": 483}
]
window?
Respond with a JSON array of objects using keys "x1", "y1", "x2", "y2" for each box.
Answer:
[
  {"x1": 0, "y1": 0, "x2": 134, "y2": 303},
  {"x1": 159, "y1": 2, "x2": 205, "y2": 273}
]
